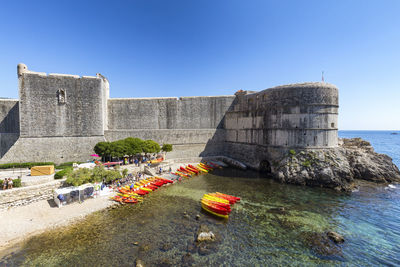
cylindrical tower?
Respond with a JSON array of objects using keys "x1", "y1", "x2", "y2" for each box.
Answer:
[
  {"x1": 225, "y1": 82, "x2": 338, "y2": 149},
  {"x1": 261, "y1": 82, "x2": 338, "y2": 148}
]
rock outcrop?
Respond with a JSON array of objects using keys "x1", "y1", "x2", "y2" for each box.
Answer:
[{"x1": 273, "y1": 138, "x2": 400, "y2": 191}]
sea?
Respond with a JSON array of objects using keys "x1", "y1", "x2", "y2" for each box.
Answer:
[{"x1": 1, "y1": 130, "x2": 399, "y2": 266}]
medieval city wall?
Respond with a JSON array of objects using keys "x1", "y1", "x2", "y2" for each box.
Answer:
[
  {"x1": 107, "y1": 96, "x2": 235, "y2": 130},
  {"x1": 0, "y1": 65, "x2": 339, "y2": 166},
  {"x1": 106, "y1": 96, "x2": 235, "y2": 158}
]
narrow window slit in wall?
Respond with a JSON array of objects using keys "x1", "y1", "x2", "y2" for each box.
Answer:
[{"x1": 57, "y1": 89, "x2": 66, "y2": 104}]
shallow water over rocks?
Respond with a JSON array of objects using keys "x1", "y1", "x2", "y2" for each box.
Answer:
[{"x1": 2, "y1": 168, "x2": 400, "y2": 266}]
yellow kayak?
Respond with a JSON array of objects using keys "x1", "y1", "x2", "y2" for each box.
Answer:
[
  {"x1": 201, "y1": 203, "x2": 228, "y2": 219},
  {"x1": 140, "y1": 187, "x2": 152, "y2": 192},
  {"x1": 203, "y1": 194, "x2": 230, "y2": 204},
  {"x1": 199, "y1": 163, "x2": 213, "y2": 170},
  {"x1": 196, "y1": 165, "x2": 209, "y2": 172}
]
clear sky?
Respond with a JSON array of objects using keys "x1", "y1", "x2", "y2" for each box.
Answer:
[{"x1": 0, "y1": 0, "x2": 399, "y2": 130}]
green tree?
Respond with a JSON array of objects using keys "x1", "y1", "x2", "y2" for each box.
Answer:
[
  {"x1": 143, "y1": 140, "x2": 161, "y2": 154},
  {"x1": 110, "y1": 140, "x2": 129, "y2": 159},
  {"x1": 161, "y1": 144, "x2": 173, "y2": 159},
  {"x1": 124, "y1": 137, "x2": 144, "y2": 156},
  {"x1": 161, "y1": 144, "x2": 173, "y2": 153},
  {"x1": 94, "y1": 142, "x2": 112, "y2": 161}
]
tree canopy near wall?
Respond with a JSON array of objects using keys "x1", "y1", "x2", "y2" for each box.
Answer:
[
  {"x1": 93, "y1": 137, "x2": 161, "y2": 161},
  {"x1": 143, "y1": 139, "x2": 161, "y2": 154},
  {"x1": 161, "y1": 144, "x2": 173, "y2": 153}
]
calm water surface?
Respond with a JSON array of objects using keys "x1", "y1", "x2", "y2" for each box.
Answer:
[{"x1": 1, "y1": 130, "x2": 399, "y2": 266}]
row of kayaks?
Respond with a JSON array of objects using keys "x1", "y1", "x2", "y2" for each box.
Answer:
[
  {"x1": 201, "y1": 192, "x2": 240, "y2": 219},
  {"x1": 111, "y1": 177, "x2": 173, "y2": 204},
  {"x1": 171, "y1": 161, "x2": 222, "y2": 178}
]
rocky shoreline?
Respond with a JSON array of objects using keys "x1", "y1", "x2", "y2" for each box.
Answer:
[{"x1": 272, "y1": 138, "x2": 400, "y2": 191}]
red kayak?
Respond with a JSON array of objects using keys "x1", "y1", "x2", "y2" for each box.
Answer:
[
  {"x1": 123, "y1": 198, "x2": 138, "y2": 204},
  {"x1": 202, "y1": 199, "x2": 231, "y2": 211},
  {"x1": 216, "y1": 192, "x2": 240, "y2": 202},
  {"x1": 201, "y1": 201, "x2": 230, "y2": 215},
  {"x1": 186, "y1": 166, "x2": 199, "y2": 174},
  {"x1": 200, "y1": 163, "x2": 213, "y2": 170},
  {"x1": 209, "y1": 193, "x2": 236, "y2": 204},
  {"x1": 134, "y1": 189, "x2": 148, "y2": 195},
  {"x1": 179, "y1": 167, "x2": 191, "y2": 173}
]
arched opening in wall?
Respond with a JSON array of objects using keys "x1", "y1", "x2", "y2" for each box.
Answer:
[
  {"x1": 259, "y1": 160, "x2": 271, "y2": 174},
  {"x1": 331, "y1": 122, "x2": 335, "y2": 128}
]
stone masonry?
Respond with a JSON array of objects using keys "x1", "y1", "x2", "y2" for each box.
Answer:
[{"x1": 0, "y1": 64, "x2": 337, "y2": 169}]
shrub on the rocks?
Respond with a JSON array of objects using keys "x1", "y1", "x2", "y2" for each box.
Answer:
[
  {"x1": 65, "y1": 166, "x2": 122, "y2": 186},
  {"x1": 12, "y1": 178, "x2": 21, "y2": 188},
  {"x1": 54, "y1": 167, "x2": 73, "y2": 179}
]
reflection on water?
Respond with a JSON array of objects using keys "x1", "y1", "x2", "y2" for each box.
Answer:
[{"x1": 2, "y1": 169, "x2": 400, "y2": 266}]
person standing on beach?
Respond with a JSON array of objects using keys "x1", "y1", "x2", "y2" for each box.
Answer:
[{"x1": 2, "y1": 178, "x2": 8, "y2": 190}]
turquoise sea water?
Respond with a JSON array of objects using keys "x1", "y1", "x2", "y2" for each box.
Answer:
[{"x1": 1, "y1": 131, "x2": 400, "y2": 266}]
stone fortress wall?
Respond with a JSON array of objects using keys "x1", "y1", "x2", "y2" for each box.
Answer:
[
  {"x1": 105, "y1": 96, "x2": 235, "y2": 158},
  {"x1": 0, "y1": 64, "x2": 338, "y2": 168},
  {"x1": 222, "y1": 83, "x2": 339, "y2": 169}
]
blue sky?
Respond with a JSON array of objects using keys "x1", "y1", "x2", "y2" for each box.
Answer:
[{"x1": 0, "y1": 0, "x2": 399, "y2": 130}]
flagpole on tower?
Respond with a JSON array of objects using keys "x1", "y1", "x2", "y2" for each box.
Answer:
[{"x1": 322, "y1": 71, "x2": 325, "y2": 82}]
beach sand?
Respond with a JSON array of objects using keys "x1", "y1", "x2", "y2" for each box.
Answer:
[{"x1": 0, "y1": 194, "x2": 115, "y2": 256}]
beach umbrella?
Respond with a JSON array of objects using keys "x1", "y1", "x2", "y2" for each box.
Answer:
[{"x1": 90, "y1": 154, "x2": 100, "y2": 157}]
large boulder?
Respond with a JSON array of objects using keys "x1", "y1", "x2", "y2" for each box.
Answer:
[{"x1": 272, "y1": 138, "x2": 400, "y2": 191}]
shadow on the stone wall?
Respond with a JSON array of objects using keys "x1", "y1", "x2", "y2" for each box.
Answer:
[
  {"x1": 199, "y1": 96, "x2": 237, "y2": 158},
  {"x1": 0, "y1": 103, "x2": 20, "y2": 158}
]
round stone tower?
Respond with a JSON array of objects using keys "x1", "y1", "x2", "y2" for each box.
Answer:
[{"x1": 261, "y1": 82, "x2": 338, "y2": 148}]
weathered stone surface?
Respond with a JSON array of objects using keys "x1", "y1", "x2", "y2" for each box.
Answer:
[{"x1": 272, "y1": 138, "x2": 400, "y2": 191}]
